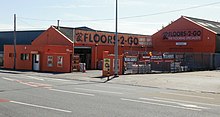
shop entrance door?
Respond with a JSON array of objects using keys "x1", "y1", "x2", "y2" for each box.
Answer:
[
  {"x1": 74, "y1": 47, "x2": 91, "y2": 70},
  {"x1": 32, "y1": 54, "x2": 40, "y2": 71}
]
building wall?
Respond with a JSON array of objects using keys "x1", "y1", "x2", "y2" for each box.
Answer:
[
  {"x1": 74, "y1": 29, "x2": 148, "y2": 69},
  {"x1": 4, "y1": 45, "x2": 73, "y2": 73},
  {"x1": 40, "y1": 46, "x2": 72, "y2": 73},
  {"x1": 152, "y1": 17, "x2": 216, "y2": 53},
  {"x1": 4, "y1": 45, "x2": 41, "y2": 70},
  {"x1": 216, "y1": 34, "x2": 220, "y2": 53},
  {"x1": 32, "y1": 26, "x2": 73, "y2": 47},
  {"x1": 0, "y1": 51, "x2": 3, "y2": 66},
  {"x1": 4, "y1": 26, "x2": 74, "y2": 72}
]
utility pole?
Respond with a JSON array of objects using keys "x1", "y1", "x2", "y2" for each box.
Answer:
[
  {"x1": 114, "y1": 0, "x2": 119, "y2": 76},
  {"x1": 13, "y1": 14, "x2": 17, "y2": 70}
]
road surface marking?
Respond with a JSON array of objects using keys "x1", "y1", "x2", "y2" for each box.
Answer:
[
  {"x1": 26, "y1": 76, "x2": 45, "y2": 81},
  {"x1": 0, "y1": 99, "x2": 10, "y2": 102},
  {"x1": 26, "y1": 76, "x2": 73, "y2": 82},
  {"x1": 139, "y1": 97, "x2": 209, "y2": 109},
  {"x1": 19, "y1": 81, "x2": 38, "y2": 87},
  {"x1": 27, "y1": 82, "x2": 52, "y2": 87},
  {"x1": 10, "y1": 101, "x2": 72, "y2": 113},
  {"x1": 47, "y1": 78, "x2": 73, "y2": 82},
  {"x1": 120, "y1": 98, "x2": 201, "y2": 111},
  {"x1": 2, "y1": 77, "x2": 37, "y2": 87},
  {"x1": 160, "y1": 92, "x2": 214, "y2": 100},
  {"x1": 2, "y1": 77, "x2": 52, "y2": 88},
  {"x1": 49, "y1": 89, "x2": 95, "y2": 96},
  {"x1": 75, "y1": 88, "x2": 123, "y2": 95},
  {"x1": 154, "y1": 97, "x2": 220, "y2": 107},
  {"x1": 95, "y1": 85, "x2": 135, "y2": 91},
  {"x1": 2, "y1": 77, "x2": 16, "y2": 81}
]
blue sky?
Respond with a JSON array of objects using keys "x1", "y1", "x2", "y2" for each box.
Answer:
[{"x1": 1, "y1": 0, "x2": 220, "y2": 34}]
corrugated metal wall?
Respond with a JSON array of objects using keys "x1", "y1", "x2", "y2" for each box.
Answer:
[
  {"x1": 216, "y1": 34, "x2": 220, "y2": 53},
  {"x1": 0, "y1": 31, "x2": 44, "y2": 51},
  {"x1": 214, "y1": 53, "x2": 220, "y2": 69},
  {"x1": 59, "y1": 27, "x2": 74, "y2": 42},
  {"x1": 0, "y1": 52, "x2": 3, "y2": 66}
]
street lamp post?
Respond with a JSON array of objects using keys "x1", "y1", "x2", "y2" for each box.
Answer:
[{"x1": 114, "y1": 0, "x2": 119, "y2": 76}]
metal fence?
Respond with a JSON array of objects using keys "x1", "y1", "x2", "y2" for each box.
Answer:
[
  {"x1": 0, "y1": 53, "x2": 3, "y2": 67},
  {"x1": 123, "y1": 52, "x2": 220, "y2": 74}
]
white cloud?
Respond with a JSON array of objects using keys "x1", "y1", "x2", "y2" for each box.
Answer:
[
  {"x1": 119, "y1": 21, "x2": 165, "y2": 25},
  {"x1": 0, "y1": 24, "x2": 13, "y2": 31},
  {"x1": 48, "y1": 4, "x2": 99, "y2": 9},
  {"x1": 119, "y1": 0, "x2": 147, "y2": 7}
]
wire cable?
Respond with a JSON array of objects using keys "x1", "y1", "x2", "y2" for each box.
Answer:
[{"x1": 17, "y1": 1, "x2": 220, "y2": 22}]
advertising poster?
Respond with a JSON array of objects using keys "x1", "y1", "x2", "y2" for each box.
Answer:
[
  {"x1": 103, "y1": 58, "x2": 110, "y2": 71},
  {"x1": 47, "y1": 56, "x2": 53, "y2": 67},
  {"x1": 57, "y1": 56, "x2": 63, "y2": 67}
]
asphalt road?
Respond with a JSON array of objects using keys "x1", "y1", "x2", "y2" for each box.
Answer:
[{"x1": 0, "y1": 72, "x2": 220, "y2": 117}]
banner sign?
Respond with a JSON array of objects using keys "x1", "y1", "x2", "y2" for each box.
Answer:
[
  {"x1": 75, "y1": 30, "x2": 147, "y2": 46},
  {"x1": 162, "y1": 29, "x2": 202, "y2": 41},
  {"x1": 124, "y1": 57, "x2": 138, "y2": 62}
]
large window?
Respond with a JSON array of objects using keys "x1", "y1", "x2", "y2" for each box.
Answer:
[{"x1": 20, "y1": 54, "x2": 29, "y2": 60}]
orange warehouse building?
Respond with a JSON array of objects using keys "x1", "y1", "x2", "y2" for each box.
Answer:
[
  {"x1": 69, "y1": 27, "x2": 150, "y2": 69},
  {"x1": 152, "y1": 16, "x2": 220, "y2": 53},
  {"x1": 4, "y1": 26, "x2": 150, "y2": 72},
  {"x1": 4, "y1": 26, "x2": 74, "y2": 73}
]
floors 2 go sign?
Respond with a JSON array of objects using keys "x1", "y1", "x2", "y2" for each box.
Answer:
[
  {"x1": 162, "y1": 29, "x2": 202, "y2": 41},
  {"x1": 75, "y1": 30, "x2": 144, "y2": 46}
]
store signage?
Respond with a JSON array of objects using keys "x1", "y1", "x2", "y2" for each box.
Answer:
[
  {"x1": 151, "y1": 56, "x2": 163, "y2": 60},
  {"x1": 163, "y1": 29, "x2": 202, "y2": 41},
  {"x1": 103, "y1": 58, "x2": 110, "y2": 71},
  {"x1": 176, "y1": 42, "x2": 187, "y2": 46},
  {"x1": 31, "y1": 51, "x2": 39, "y2": 54},
  {"x1": 124, "y1": 57, "x2": 138, "y2": 62},
  {"x1": 163, "y1": 54, "x2": 174, "y2": 59},
  {"x1": 142, "y1": 56, "x2": 150, "y2": 59},
  {"x1": 75, "y1": 30, "x2": 147, "y2": 46}
]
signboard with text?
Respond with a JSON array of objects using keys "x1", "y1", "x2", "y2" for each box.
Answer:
[
  {"x1": 103, "y1": 58, "x2": 110, "y2": 71},
  {"x1": 162, "y1": 29, "x2": 202, "y2": 41},
  {"x1": 75, "y1": 30, "x2": 148, "y2": 46}
]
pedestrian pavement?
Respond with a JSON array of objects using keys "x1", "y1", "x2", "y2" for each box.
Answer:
[{"x1": 0, "y1": 69, "x2": 220, "y2": 94}]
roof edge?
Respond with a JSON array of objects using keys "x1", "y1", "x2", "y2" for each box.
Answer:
[
  {"x1": 183, "y1": 16, "x2": 217, "y2": 34},
  {"x1": 51, "y1": 26, "x2": 74, "y2": 44}
]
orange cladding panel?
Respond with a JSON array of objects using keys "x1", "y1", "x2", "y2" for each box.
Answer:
[
  {"x1": 152, "y1": 17, "x2": 216, "y2": 53},
  {"x1": 4, "y1": 45, "x2": 73, "y2": 73},
  {"x1": 32, "y1": 26, "x2": 73, "y2": 46}
]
